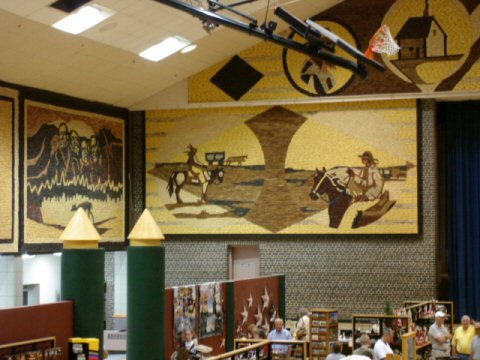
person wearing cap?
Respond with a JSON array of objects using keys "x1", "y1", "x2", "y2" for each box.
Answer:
[
  {"x1": 429, "y1": 311, "x2": 452, "y2": 359},
  {"x1": 347, "y1": 151, "x2": 385, "y2": 202},
  {"x1": 471, "y1": 322, "x2": 480, "y2": 360},
  {"x1": 452, "y1": 315, "x2": 475, "y2": 360}
]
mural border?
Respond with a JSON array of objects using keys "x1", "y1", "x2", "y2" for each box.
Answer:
[
  {"x1": 0, "y1": 88, "x2": 20, "y2": 254},
  {"x1": 15, "y1": 84, "x2": 130, "y2": 254},
  {"x1": 146, "y1": 100, "x2": 422, "y2": 237}
]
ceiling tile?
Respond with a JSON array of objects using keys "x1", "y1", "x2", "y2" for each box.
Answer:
[{"x1": 0, "y1": 0, "x2": 343, "y2": 107}]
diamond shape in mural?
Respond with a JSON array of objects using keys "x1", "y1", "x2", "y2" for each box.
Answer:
[{"x1": 210, "y1": 55, "x2": 264, "y2": 100}]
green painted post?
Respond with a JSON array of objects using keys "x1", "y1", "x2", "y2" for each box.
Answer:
[
  {"x1": 278, "y1": 274, "x2": 286, "y2": 320},
  {"x1": 127, "y1": 246, "x2": 165, "y2": 360},
  {"x1": 226, "y1": 281, "x2": 235, "y2": 352},
  {"x1": 61, "y1": 249, "x2": 105, "y2": 360}
]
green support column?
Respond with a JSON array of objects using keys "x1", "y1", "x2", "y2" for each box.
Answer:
[
  {"x1": 127, "y1": 246, "x2": 165, "y2": 359},
  {"x1": 61, "y1": 249, "x2": 105, "y2": 357},
  {"x1": 226, "y1": 281, "x2": 235, "y2": 352},
  {"x1": 126, "y1": 209, "x2": 165, "y2": 360},
  {"x1": 60, "y1": 208, "x2": 104, "y2": 360},
  {"x1": 278, "y1": 274, "x2": 286, "y2": 320}
]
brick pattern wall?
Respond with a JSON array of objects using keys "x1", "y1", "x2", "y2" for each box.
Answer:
[
  {"x1": 130, "y1": 111, "x2": 146, "y2": 227},
  {"x1": 105, "y1": 252, "x2": 115, "y2": 330},
  {"x1": 152, "y1": 100, "x2": 437, "y2": 320}
]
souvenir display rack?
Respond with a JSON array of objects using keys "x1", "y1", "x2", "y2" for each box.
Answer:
[
  {"x1": 0, "y1": 337, "x2": 63, "y2": 360},
  {"x1": 352, "y1": 314, "x2": 410, "y2": 352},
  {"x1": 310, "y1": 308, "x2": 339, "y2": 360},
  {"x1": 400, "y1": 300, "x2": 454, "y2": 356}
]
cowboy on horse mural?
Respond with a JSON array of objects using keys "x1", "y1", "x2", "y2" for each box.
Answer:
[
  {"x1": 348, "y1": 151, "x2": 385, "y2": 202},
  {"x1": 186, "y1": 144, "x2": 211, "y2": 184},
  {"x1": 310, "y1": 150, "x2": 395, "y2": 229},
  {"x1": 167, "y1": 145, "x2": 224, "y2": 204}
]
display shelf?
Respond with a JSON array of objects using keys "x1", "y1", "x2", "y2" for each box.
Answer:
[
  {"x1": 400, "y1": 300, "x2": 454, "y2": 352},
  {"x1": 310, "y1": 308, "x2": 339, "y2": 360},
  {"x1": 415, "y1": 341, "x2": 431, "y2": 350},
  {"x1": 352, "y1": 314, "x2": 410, "y2": 352}
]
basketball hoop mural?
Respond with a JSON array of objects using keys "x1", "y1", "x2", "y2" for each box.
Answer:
[{"x1": 188, "y1": 0, "x2": 480, "y2": 102}]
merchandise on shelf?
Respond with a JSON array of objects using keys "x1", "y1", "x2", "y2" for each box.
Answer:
[
  {"x1": 310, "y1": 309, "x2": 339, "y2": 360},
  {"x1": 352, "y1": 314, "x2": 410, "y2": 352},
  {"x1": 397, "y1": 300, "x2": 454, "y2": 349}
]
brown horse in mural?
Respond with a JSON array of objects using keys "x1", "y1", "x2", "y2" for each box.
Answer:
[
  {"x1": 310, "y1": 166, "x2": 396, "y2": 228},
  {"x1": 310, "y1": 167, "x2": 353, "y2": 228},
  {"x1": 167, "y1": 167, "x2": 224, "y2": 204}
]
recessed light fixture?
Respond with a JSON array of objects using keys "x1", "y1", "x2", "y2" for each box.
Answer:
[
  {"x1": 52, "y1": 5, "x2": 115, "y2": 35},
  {"x1": 139, "y1": 36, "x2": 192, "y2": 62},
  {"x1": 181, "y1": 44, "x2": 197, "y2": 54},
  {"x1": 53, "y1": 252, "x2": 62, "y2": 257},
  {"x1": 21, "y1": 254, "x2": 36, "y2": 260}
]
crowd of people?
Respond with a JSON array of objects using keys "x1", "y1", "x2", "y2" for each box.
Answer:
[
  {"x1": 171, "y1": 309, "x2": 480, "y2": 360},
  {"x1": 263, "y1": 309, "x2": 480, "y2": 360}
]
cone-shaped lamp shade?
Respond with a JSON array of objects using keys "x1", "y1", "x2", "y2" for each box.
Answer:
[
  {"x1": 128, "y1": 209, "x2": 164, "y2": 246},
  {"x1": 60, "y1": 208, "x2": 101, "y2": 249}
]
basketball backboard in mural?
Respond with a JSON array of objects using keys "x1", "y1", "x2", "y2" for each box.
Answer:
[{"x1": 146, "y1": 101, "x2": 419, "y2": 234}]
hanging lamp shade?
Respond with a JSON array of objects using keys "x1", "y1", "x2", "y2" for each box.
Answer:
[{"x1": 60, "y1": 208, "x2": 101, "y2": 249}]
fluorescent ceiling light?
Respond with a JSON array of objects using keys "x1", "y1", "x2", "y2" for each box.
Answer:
[
  {"x1": 52, "y1": 5, "x2": 115, "y2": 35},
  {"x1": 181, "y1": 44, "x2": 197, "y2": 54},
  {"x1": 53, "y1": 252, "x2": 62, "y2": 257},
  {"x1": 139, "y1": 36, "x2": 192, "y2": 62},
  {"x1": 21, "y1": 254, "x2": 36, "y2": 260}
]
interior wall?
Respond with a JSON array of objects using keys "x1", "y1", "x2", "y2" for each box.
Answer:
[
  {"x1": 0, "y1": 301, "x2": 73, "y2": 354},
  {"x1": 22, "y1": 254, "x2": 61, "y2": 304},
  {"x1": 156, "y1": 99, "x2": 437, "y2": 319},
  {"x1": 0, "y1": 256, "x2": 22, "y2": 309},
  {"x1": 114, "y1": 251, "x2": 127, "y2": 317}
]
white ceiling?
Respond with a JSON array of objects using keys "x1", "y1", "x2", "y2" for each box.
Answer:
[{"x1": 0, "y1": 0, "x2": 341, "y2": 108}]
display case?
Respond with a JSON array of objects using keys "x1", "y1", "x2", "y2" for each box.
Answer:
[
  {"x1": 352, "y1": 314, "x2": 410, "y2": 352},
  {"x1": 400, "y1": 300, "x2": 454, "y2": 356},
  {"x1": 309, "y1": 308, "x2": 339, "y2": 360}
]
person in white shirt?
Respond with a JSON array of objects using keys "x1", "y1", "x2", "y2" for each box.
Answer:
[
  {"x1": 429, "y1": 311, "x2": 452, "y2": 359},
  {"x1": 268, "y1": 318, "x2": 293, "y2": 354},
  {"x1": 295, "y1": 307, "x2": 310, "y2": 342},
  {"x1": 471, "y1": 322, "x2": 480, "y2": 360},
  {"x1": 373, "y1": 328, "x2": 394, "y2": 360}
]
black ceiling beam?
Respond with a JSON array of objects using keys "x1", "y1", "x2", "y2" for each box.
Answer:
[
  {"x1": 208, "y1": 0, "x2": 258, "y2": 25},
  {"x1": 274, "y1": 6, "x2": 334, "y2": 52},
  {"x1": 153, "y1": 0, "x2": 369, "y2": 77}
]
